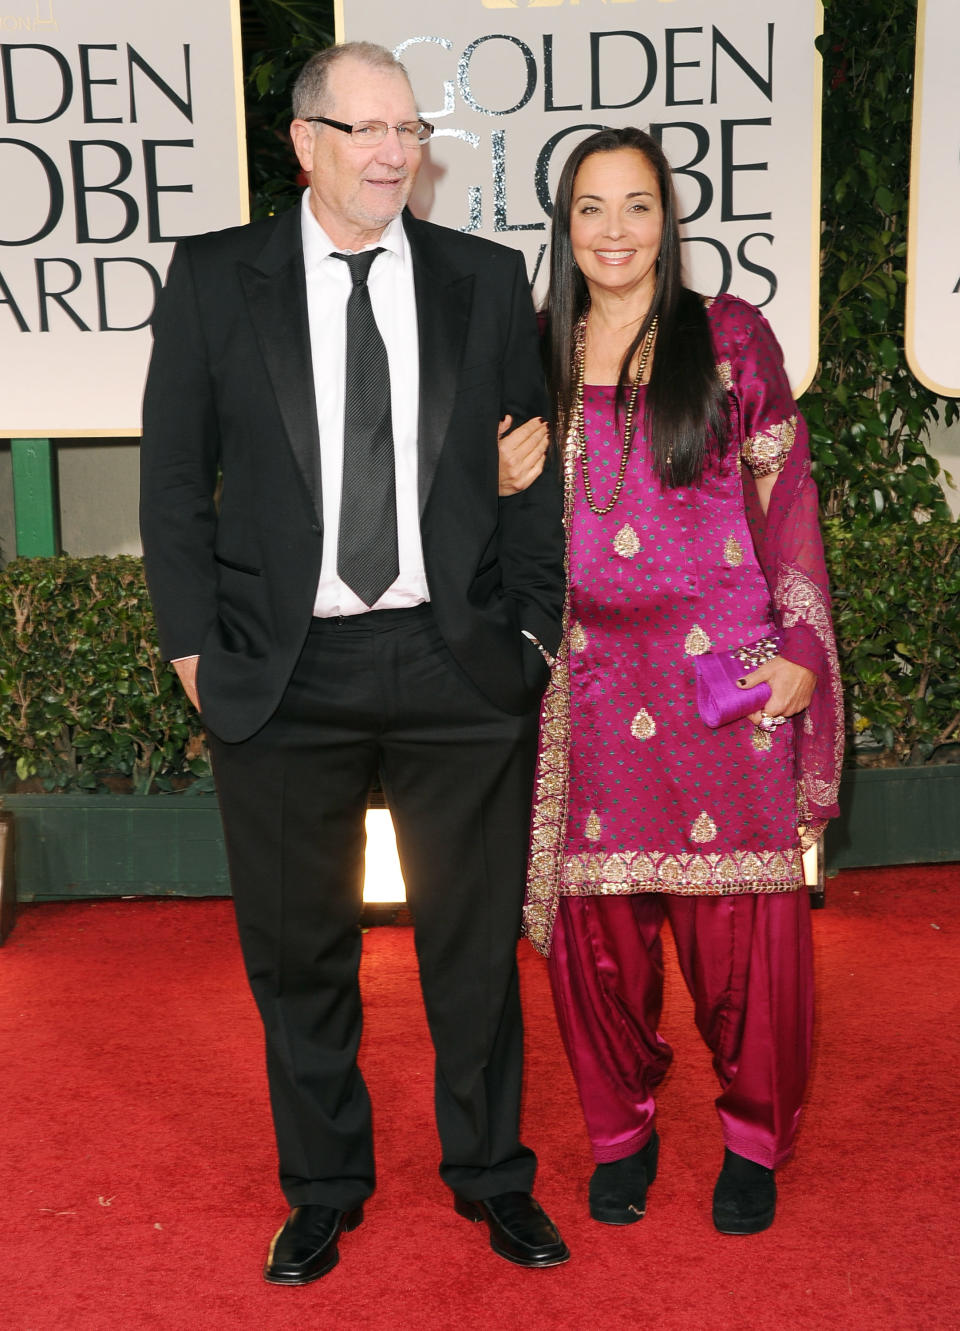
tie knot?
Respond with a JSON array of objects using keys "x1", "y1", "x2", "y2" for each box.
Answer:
[{"x1": 334, "y1": 247, "x2": 383, "y2": 286}]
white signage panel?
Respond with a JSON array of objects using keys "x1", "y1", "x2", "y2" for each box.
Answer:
[
  {"x1": 338, "y1": 0, "x2": 823, "y2": 393},
  {"x1": 0, "y1": 0, "x2": 248, "y2": 435},
  {"x1": 907, "y1": 0, "x2": 960, "y2": 398}
]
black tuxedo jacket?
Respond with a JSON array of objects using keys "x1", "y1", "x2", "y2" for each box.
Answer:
[{"x1": 139, "y1": 207, "x2": 564, "y2": 743}]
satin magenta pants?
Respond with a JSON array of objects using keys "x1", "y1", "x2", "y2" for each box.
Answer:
[{"x1": 547, "y1": 890, "x2": 813, "y2": 1170}]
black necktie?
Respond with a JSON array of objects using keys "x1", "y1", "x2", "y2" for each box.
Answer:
[{"x1": 333, "y1": 248, "x2": 399, "y2": 608}]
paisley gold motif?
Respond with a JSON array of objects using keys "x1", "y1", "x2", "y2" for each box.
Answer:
[
  {"x1": 585, "y1": 811, "x2": 603, "y2": 841},
  {"x1": 723, "y1": 535, "x2": 744, "y2": 567},
  {"x1": 716, "y1": 855, "x2": 739, "y2": 884},
  {"x1": 630, "y1": 709, "x2": 656, "y2": 740},
  {"x1": 752, "y1": 728, "x2": 773, "y2": 753},
  {"x1": 569, "y1": 622, "x2": 588, "y2": 654},
  {"x1": 690, "y1": 811, "x2": 718, "y2": 844},
  {"x1": 657, "y1": 858, "x2": 681, "y2": 885},
  {"x1": 688, "y1": 858, "x2": 710, "y2": 887},
  {"x1": 684, "y1": 625, "x2": 712, "y2": 656},
  {"x1": 716, "y1": 360, "x2": 733, "y2": 390},
  {"x1": 564, "y1": 859, "x2": 587, "y2": 890},
  {"x1": 605, "y1": 856, "x2": 629, "y2": 884},
  {"x1": 538, "y1": 770, "x2": 565, "y2": 797},
  {"x1": 613, "y1": 524, "x2": 640, "y2": 558}
]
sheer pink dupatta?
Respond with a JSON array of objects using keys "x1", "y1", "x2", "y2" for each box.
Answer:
[{"x1": 742, "y1": 406, "x2": 844, "y2": 846}]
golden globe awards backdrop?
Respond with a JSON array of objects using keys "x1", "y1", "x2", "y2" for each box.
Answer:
[
  {"x1": 0, "y1": 0, "x2": 247, "y2": 436},
  {"x1": 907, "y1": 0, "x2": 960, "y2": 398},
  {"x1": 337, "y1": 0, "x2": 823, "y2": 393}
]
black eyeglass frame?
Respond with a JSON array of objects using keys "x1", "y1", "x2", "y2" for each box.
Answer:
[{"x1": 303, "y1": 115, "x2": 434, "y2": 145}]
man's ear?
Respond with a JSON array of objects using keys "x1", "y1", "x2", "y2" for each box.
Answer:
[{"x1": 289, "y1": 120, "x2": 315, "y2": 175}]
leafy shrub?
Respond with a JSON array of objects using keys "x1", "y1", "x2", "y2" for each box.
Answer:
[
  {"x1": 824, "y1": 517, "x2": 960, "y2": 764},
  {"x1": 0, "y1": 557, "x2": 209, "y2": 794},
  {"x1": 804, "y1": 0, "x2": 958, "y2": 525},
  {"x1": 243, "y1": 0, "x2": 334, "y2": 220}
]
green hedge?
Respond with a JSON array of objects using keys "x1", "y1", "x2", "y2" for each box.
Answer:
[
  {"x1": 1, "y1": 541, "x2": 958, "y2": 794},
  {"x1": 804, "y1": 0, "x2": 958, "y2": 524},
  {"x1": 0, "y1": 557, "x2": 209, "y2": 794},
  {"x1": 824, "y1": 517, "x2": 960, "y2": 764}
]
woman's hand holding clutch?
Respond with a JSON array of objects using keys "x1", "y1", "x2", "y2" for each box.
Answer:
[{"x1": 738, "y1": 655, "x2": 816, "y2": 726}]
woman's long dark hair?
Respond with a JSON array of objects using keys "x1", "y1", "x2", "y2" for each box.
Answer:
[{"x1": 545, "y1": 126, "x2": 728, "y2": 487}]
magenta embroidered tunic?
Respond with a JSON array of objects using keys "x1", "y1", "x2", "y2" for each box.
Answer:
[{"x1": 523, "y1": 295, "x2": 842, "y2": 955}]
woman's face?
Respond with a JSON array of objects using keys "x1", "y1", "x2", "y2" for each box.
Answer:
[{"x1": 568, "y1": 148, "x2": 664, "y2": 301}]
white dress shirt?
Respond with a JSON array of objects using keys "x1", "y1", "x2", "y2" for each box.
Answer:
[{"x1": 301, "y1": 191, "x2": 428, "y2": 617}]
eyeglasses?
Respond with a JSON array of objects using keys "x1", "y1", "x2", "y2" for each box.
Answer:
[{"x1": 304, "y1": 116, "x2": 434, "y2": 148}]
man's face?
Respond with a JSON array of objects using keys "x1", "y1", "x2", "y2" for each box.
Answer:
[{"x1": 290, "y1": 57, "x2": 422, "y2": 249}]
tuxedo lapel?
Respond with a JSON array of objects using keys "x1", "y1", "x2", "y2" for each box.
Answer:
[
  {"x1": 238, "y1": 209, "x2": 322, "y2": 524},
  {"x1": 406, "y1": 215, "x2": 473, "y2": 515},
  {"x1": 237, "y1": 210, "x2": 473, "y2": 525}
]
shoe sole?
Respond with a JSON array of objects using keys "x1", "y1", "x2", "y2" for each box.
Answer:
[
  {"x1": 454, "y1": 1196, "x2": 571, "y2": 1268},
  {"x1": 589, "y1": 1203, "x2": 647, "y2": 1225},
  {"x1": 264, "y1": 1248, "x2": 340, "y2": 1285},
  {"x1": 489, "y1": 1241, "x2": 571, "y2": 1269},
  {"x1": 589, "y1": 1133, "x2": 660, "y2": 1226},
  {"x1": 713, "y1": 1206, "x2": 776, "y2": 1236},
  {"x1": 263, "y1": 1206, "x2": 364, "y2": 1285}
]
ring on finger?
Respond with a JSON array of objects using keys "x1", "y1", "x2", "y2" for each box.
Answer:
[{"x1": 758, "y1": 710, "x2": 788, "y2": 732}]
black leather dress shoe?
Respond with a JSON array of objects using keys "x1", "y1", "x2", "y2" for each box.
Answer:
[
  {"x1": 712, "y1": 1149, "x2": 776, "y2": 1235},
  {"x1": 263, "y1": 1203, "x2": 364, "y2": 1285},
  {"x1": 454, "y1": 1191, "x2": 570, "y2": 1267},
  {"x1": 589, "y1": 1130, "x2": 660, "y2": 1225}
]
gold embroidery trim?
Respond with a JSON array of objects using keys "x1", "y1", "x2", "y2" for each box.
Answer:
[
  {"x1": 562, "y1": 847, "x2": 804, "y2": 896},
  {"x1": 613, "y1": 523, "x2": 640, "y2": 558},
  {"x1": 523, "y1": 647, "x2": 570, "y2": 954},
  {"x1": 522, "y1": 404, "x2": 579, "y2": 958},
  {"x1": 684, "y1": 625, "x2": 712, "y2": 656},
  {"x1": 742, "y1": 415, "x2": 798, "y2": 477},
  {"x1": 775, "y1": 563, "x2": 845, "y2": 846}
]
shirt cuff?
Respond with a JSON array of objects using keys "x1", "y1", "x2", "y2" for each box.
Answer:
[{"x1": 521, "y1": 629, "x2": 557, "y2": 670}]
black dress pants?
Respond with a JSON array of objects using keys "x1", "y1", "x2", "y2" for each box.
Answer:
[{"x1": 207, "y1": 605, "x2": 539, "y2": 1210}]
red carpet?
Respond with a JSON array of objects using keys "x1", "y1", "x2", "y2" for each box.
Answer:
[{"x1": 1, "y1": 865, "x2": 958, "y2": 1330}]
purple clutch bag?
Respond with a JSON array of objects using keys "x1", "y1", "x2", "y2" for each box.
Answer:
[{"x1": 694, "y1": 647, "x2": 774, "y2": 728}]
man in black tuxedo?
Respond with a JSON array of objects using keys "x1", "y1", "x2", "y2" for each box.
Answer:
[{"x1": 139, "y1": 42, "x2": 566, "y2": 1283}]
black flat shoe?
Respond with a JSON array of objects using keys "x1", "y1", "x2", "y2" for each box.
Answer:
[
  {"x1": 263, "y1": 1203, "x2": 364, "y2": 1285},
  {"x1": 589, "y1": 1130, "x2": 660, "y2": 1225},
  {"x1": 454, "y1": 1191, "x2": 570, "y2": 1267},
  {"x1": 712, "y1": 1149, "x2": 776, "y2": 1235}
]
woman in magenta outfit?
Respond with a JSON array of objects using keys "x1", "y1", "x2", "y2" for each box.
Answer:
[{"x1": 501, "y1": 128, "x2": 842, "y2": 1236}]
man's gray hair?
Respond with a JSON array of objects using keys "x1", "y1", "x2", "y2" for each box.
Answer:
[{"x1": 292, "y1": 42, "x2": 410, "y2": 120}]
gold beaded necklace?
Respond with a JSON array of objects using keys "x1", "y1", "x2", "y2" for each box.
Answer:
[{"x1": 574, "y1": 310, "x2": 658, "y2": 516}]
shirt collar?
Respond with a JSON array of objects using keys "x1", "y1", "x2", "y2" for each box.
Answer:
[{"x1": 300, "y1": 189, "x2": 407, "y2": 274}]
